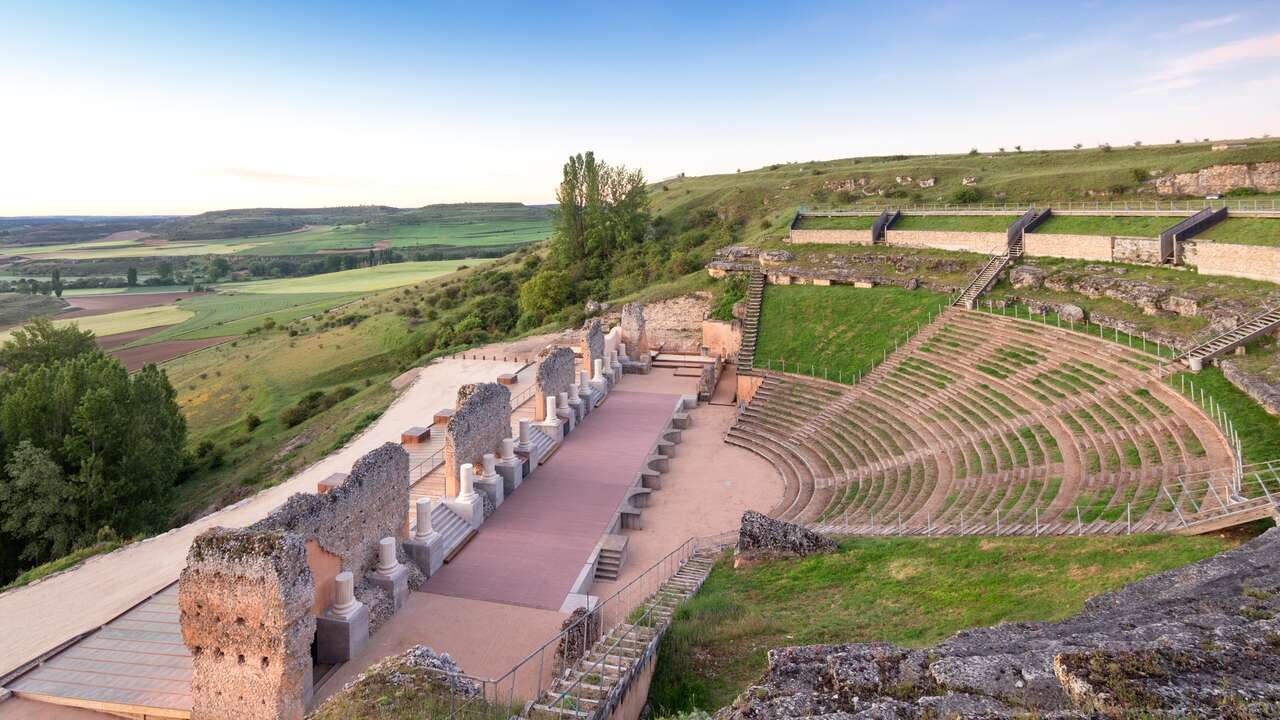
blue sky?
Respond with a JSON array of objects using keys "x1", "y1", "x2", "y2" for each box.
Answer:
[{"x1": 1, "y1": 1, "x2": 1278, "y2": 215}]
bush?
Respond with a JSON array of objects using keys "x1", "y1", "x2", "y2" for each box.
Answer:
[
  {"x1": 949, "y1": 187, "x2": 986, "y2": 204},
  {"x1": 1226, "y1": 187, "x2": 1261, "y2": 197},
  {"x1": 245, "y1": 414, "x2": 262, "y2": 432},
  {"x1": 279, "y1": 386, "x2": 359, "y2": 428}
]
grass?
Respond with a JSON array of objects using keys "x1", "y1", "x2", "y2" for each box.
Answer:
[
  {"x1": 2, "y1": 540, "x2": 123, "y2": 590},
  {"x1": 139, "y1": 292, "x2": 359, "y2": 343},
  {"x1": 892, "y1": 215, "x2": 1017, "y2": 232},
  {"x1": 1033, "y1": 215, "x2": 1183, "y2": 237},
  {"x1": 793, "y1": 215, "x2": 877, "y2": 230},
  {"x1": 754, "y1": 285, "x2": 948, "y2": 380},
  {"x1": 648, "y1": 532, "x2": 1251, "y2": 714},
  {"x1": 217, "y1": 260, "x2": 482, "y2": 294},
  {"x1": 1195, "y1": 217, "x2": 1280, "y2": 247},
  {"x1": 1171, "y1": 367, "x2": 1280, "y2": 464},
  {"x1": 0, "y1": 304, "x2": 194, "y2": 342},
  {"x1": 0, "y1": 292, "x2": 66, "y2": 328}
]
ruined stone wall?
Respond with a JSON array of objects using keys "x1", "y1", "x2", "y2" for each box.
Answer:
[
  {"x1": 701, "y1": 319, "x2": 740, "y2": 360},
  {"x1": 445, "y1": 383, "x2": 512, "y2": 489},
  {"x1": 535, "y1": 346, "x2": 577, "y2": 421},
  {"x1": 1023, "y1": 233, "x2": 1113, "y2": 262},
  {"x1": 885, "y1": 230, "x2": 1006, "y2": 254},
  {"x1": 787, "y1": 228, "x2": 874, "y2": 245},
  {"x1": 620, "y1": 302, "x2": 647, "y2": 359},
  {"x1": 582, "y1": 319, "x2": 604, "y2": 375},
  {"x1": 641, "y1": 294, "x2": 710, "y2": 352},
  {"x1": 180, "y1": 529, "x2": 315, "y2": 720},
  {"x1": 1112, "y1": 235, "x2": 1164, "y2": 265},
  {"x1": 1184, "y1": 240, "x2": 1280, "y2": 284},
  {"x1": 1156, "y1": 161, "x2": 1280, "y2": 195}
]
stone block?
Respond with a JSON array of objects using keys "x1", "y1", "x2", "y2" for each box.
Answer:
[
  {"x1": 433, "y1": 408, "x2": 454, "y2": 425},
  {"x1": 404, "y1": 535, "x2": 443, "y2": 577},
  {"x1": 317, "y1": 472, "x2": 347, "y2": 494},
  {"x1": 497, "y1": 373, "x2": 518, "y2": 386},
  {"x1": 368, "y1": 564, "x2": 409, "y2": 610},
  {"x1": 496, "y1": 457, "x2": 523, "y2": 494},
  {"x1": 315, "y1": 604, "x2": 369, "y2": 664},
  {"x1": 400, "y1": 426, "x2": 430, "y2": 445}
]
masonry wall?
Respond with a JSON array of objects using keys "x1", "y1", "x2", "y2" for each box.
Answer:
[
  {"x1": 701, "y1": 319, "x2": 740, "y2": 359},
  {"x1": 1113, "y1": 236, "x2": 1164, "y2": 265},
  {"x1": 444, "y1": 383, "x2": 512, "y2": 492},
  {"x1": 788, "y1": 228, "x2": 874, "y2": 245},
  {"x1": 1184, "y1": 241, "x2": 1280, "y2": 283},
  {"x1": 1023, "y1": 233, "x2": 1113, "y2": 262},
  {"x1": 884, "y1": 230, "x2": 1005, "y2": 254},
  {"x1": 535, "y1": 346, "x2": 577, "y2": 421},
  {"x1": 582, "y1": 319, "x2": 605, "y2": 376}
]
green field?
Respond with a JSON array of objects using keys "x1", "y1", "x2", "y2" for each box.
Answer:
[
  {"x1": 1033, "y1": 215, "x2": 1183, "y2": 237},
  {"x1": 892, "y1": 214, "x2": 1017, "y2": 232},
  {"x1": 218, "y1": 260, "x2": 479, "y2": 293},
  {"x1": 755, "y1": 285, "x2": 948, "y2": 379},
  {"x1": 1195, "y1": 217, "x2": 1280, "y2": 246},
  {"x1": 793, "y1": 215, "x2": 877, "y2": 230},
  {"x1": 648, "y1": 532, "x2": 1249, "y2": 713},
  {"x1": 0, "y1": 304, "x2": 193, "y2": 342},
  {"x1": 138, "y1": 292, "x2": 359, "y2": 343}
]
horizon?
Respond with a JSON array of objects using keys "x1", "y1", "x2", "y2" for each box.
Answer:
[{"x1": 2, "y1": 0, "x2": 1279, "y2": 216}]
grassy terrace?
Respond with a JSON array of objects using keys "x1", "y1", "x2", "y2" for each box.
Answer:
[
  {"x1": 648, "y1": 532, "x2": 1252, "y2": 714},
  {"x1": 1171, "y1": 367, "x2": 1280, "y2": 464},
  {"x1": 1032, "y1": 215, "x2": 1182, "y2": 237},
  {"x1": 1195, "y1": 217, "x2": 1280, "y2": 247},
  {"x1": 793, "y1": 215, "x2": 877, "y2": 230},
  {"x1": 892, "y1": 214, "x2": 1017, "y2": 232},
  {"x1": 754, "y1": 284, "x2": 948, "y2": 380}
]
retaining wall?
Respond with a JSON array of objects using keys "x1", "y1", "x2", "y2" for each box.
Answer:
[
  {"x1": 1113, "y1": 236, "x2": 1164, "y2": 265},
  {"x1": 884, "y1": 230, "x2": 1005, "y2": 253},
  {"x1": 1183, "y1": 241, "x2": 1280, "y2": 283},
  {"x1": 1023, "y1": 233, "x2": 1112, "y2": 262},
  {"x1": 788, "y1": 228, "x2": 873, "y2": 245}
]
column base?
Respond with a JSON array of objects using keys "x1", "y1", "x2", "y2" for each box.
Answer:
[
  {"x1": 367, "y1": 565, "x2": 409, "y2": 610},
  {"x1": 445, "y1": 493, "x2": 486, "y2": 529},
  {"x1": 497, "y1": 458, "x2": 523, "y2": 493},
  {"x1": 404, "y1": 533, "x2": 444, "y2": 577},
  {"x1": 316, "y1": 605, "x2": 369, "y2": 663}
]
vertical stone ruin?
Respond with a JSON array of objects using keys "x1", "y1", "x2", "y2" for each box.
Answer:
[{"x1": 179, "y1": 528, "x2": 315, "y2": 720}]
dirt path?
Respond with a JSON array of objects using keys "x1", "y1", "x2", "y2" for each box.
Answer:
[{"x1": 0, "y1": 357, "x2": 521, "y2": 678}]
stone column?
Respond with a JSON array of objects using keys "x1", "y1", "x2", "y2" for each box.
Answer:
[
  {"x1": 591, "y1": 358, "x2": 610, "y2": 397},
  {"x1": 368, "y1": 536, "x2": 409, "y2": 609},
  {"x1": 534, "y1": 396, "x2": 563, "y2": 444},
  {"x1": 556, "y1": 391, "x2": 576, "y2": 431},
  {"x1": 475, "y1": 452, "x2": 504, "y2": 507},
  {"x1": 610, "y1": 348, "x2": 623, "y2": 384},
  {"x1": 577, "y1": 375, "x2": 594, "y2": 413},
  {"x1": 445, "y1": 463, "x2": 486, "y2": 528},
  {"x1": 496, "y1": 437, "x2": 524, "y2": 492},
  {"x1": 516, "y1": 419, "x2": 532, "y2": 452},
  {"x1": 316, "y1": 570, "x2": 369, "y2": 664},
  {"x1": 568, "y1": 382, "x2": 584, "y2": 422},
  {"x1": 404, "y1": 498, "x2": 444, "y2": 576}
]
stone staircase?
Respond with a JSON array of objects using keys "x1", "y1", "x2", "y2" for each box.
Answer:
[
  {"x1": 736, "y1": 270, "x2": 766, "y2": 374},
  {"x1": 592, "y1": 536, "x2": 627, "y2": 582},
  {"x1": 430, "y1": 503, "x2": 475, "y2": 561},
  {"x1": 952, "y1": 252, "x2": 1009, "y2": 309},
  {"x1": 1178, "y1": 305, "x2": 1280, "y2": 367},
  {"x1": 526, "y1": 551, "x2": 718, "y2": 720}
]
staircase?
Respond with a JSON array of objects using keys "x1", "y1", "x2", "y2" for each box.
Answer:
[
  {"x1": 526, "y1": 550, "x2": 718, "y2": 720},
  {"x1": 952, "y1": 252, "x2": 1010, "y2": 309},
  {"x1": 737, "y1": 271, "x2": 766, "y2": 374},
  {"x1": 1178, "y1": 305, "x2": 1280, "y2": 366},
  {"x1": 593, "y1": 536, "x2": 628, "y2": 582},
  {"x1": 430, "y1": 504, "x2": 476, "y2": 561}
]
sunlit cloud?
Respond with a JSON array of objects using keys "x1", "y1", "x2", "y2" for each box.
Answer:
[
  {"x1": 1137, "y1": 32, "x2": 1280, "y2": 94},
  {"x1": 1155, "y1": 13, "x2": 1240, "y2": 39}
]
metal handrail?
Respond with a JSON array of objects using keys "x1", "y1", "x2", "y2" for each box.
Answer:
[{"x1": 797, "y1": 198, "x2": 1280, "y2": 215}]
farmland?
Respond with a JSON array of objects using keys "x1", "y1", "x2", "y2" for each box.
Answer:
[{"x1": 217, "y1": 260, "x2": 475, "y2": 293}]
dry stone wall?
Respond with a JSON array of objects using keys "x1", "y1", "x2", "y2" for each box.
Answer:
[
  {"x1": 641, "y1": 294, "x2": 710, "y2": 352},
  {"x1": 582, "y1": 319, "x2": 605, "y2": 374},
  {"x1": 179, "y1": 529, "x2": 315, "y2": 720},
  {"x1": 1023, "y1": 233, "x2": 1112, "y2": 262},
  {"x1": 445, "y1": 383, "x2": 512, "y2": 483},
  {"x1": 788, "y1": 228, "x2": 874, "y2": 245},
  {"x1": 620, "y1": 302, "x2": 647, "y2": 359},
  {"x1": 1184, "y1": 241, "x2": 1280, "y2": 283},
  {"x1": 1112, "y1": 235, "x2": 1164, "y2": 265},
  {"x1": 1156, "y1": 161, "x2": 1280, "y2": 195},
  {"x1": 885, "y1": 229, "x2": 1006, "y2": 254}
]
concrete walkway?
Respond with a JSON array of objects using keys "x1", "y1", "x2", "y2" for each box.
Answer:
[{"x1": 0, "y1": 358, "x2": 522, "y2": 680}]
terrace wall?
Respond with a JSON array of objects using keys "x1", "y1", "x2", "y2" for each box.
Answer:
[
  {"x1": 1023, "y1": 233, "x2": 1113, "y2": 262},
  {"x1": 788, "y1": 228, "x2": 873, "y2": 245},
  {"x1": 1113, "y1": 236, "x2": 1164, "y2": 265},
  {"x1": 1183, "y1": 241, "x2": 1280, "y2": 283},
  {"x1": 884, "y1": 230, "x2": 1005, "y2": 254}
]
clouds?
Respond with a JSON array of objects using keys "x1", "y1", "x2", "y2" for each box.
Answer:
[
  {"x1": 1155, "y1": 13, "x2": 1240, "y2": 39},
  {"x1": 1139, "y1": 31, "x2": 1280, "y2": 94}
]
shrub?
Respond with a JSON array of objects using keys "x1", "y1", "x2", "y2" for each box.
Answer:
[
  {"x1": 949, "y1": 187, "x2": 986, "y2": 204},
  {"x1": 245, "y1": 414, "x2": 262, "y2": 432}
]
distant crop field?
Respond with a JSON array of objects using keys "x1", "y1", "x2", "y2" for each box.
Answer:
[
  {"x1": 140, "y1": 292, "x2": 359, "y2": 343},
  {"x1": 1194, "y1": 218, "x2": 1280, "y2": 246},
  {"x1": 0, "y1": 304, "x2": 193, "y2": 343},
  {"x1": 218, "y1": 260, "x2": 480, "y2": 294},
  {"x1": 1033, "y1": 215, "x2": 1184, "y2": 237}
]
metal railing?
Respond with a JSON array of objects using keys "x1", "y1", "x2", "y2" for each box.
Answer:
[
  {"x1": 400, "y1": 532, "x2": 736, "y2": 719},
  {"x1": 798, "y1": 198, "x2": 1280, "y2": 215},
  {"x1": 408, "y1": 376, "x2": 539, "y2": 485}
]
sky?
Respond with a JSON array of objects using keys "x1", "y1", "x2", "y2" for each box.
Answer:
[{"x1": 1, "y1": 0, "x2": 1278, "y2": 216}]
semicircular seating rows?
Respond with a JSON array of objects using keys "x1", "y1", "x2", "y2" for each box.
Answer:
[{"x1": 727, "y1": 309, "x2": 1238, "y2": 535}]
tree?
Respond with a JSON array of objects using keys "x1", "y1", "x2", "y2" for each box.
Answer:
[
  {"x1": 0, "y1": 318, "x2": 97, "y2": 371},
  {"x1": 1073, "y1": 143, "x2": 1083, "y2": 150},
  {"x1": 1014, "y1": 145, "x2": 1022, "y2": 152},
  {"x1": 208, "y1": 257, "x2": 232, "y2": 282},
  {"x1": 518, "y1": 269, "x2": 573, "y2": 322},
  {"x1": 156, "y1": 261, "x2": 174, "y2": 282},
  {"x1": 126, "y1": 267, "x2": 138, "y2": 286},
  {"x1": 968, "y1": 148, "x2": 979, "y2": 155},
  {"x1": 51, "y1": 269, "x2": 62, "y2": 298}
]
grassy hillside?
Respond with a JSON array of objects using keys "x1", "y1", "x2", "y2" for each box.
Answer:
[
  {"x1": 648, "y1": 531, "x2": 1254, "y2": 714},
  {"x1": 0, "y1": 292, "x2": 66, "y2": 326},
  {"x1": 648, "y1": 139, "x2": 1280, "y2": 244}
]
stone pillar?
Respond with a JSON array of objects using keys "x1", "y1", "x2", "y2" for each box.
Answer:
[
  {"x1": 367, "y1": 536, "x2": 409, "y2": 610},
  {"x1": 516, "y1": 419, "x2": 532, "y2": 452},
  {"x1": 1189, "y1": 356, "x2": 1204, "y2": 372},
  {"x1": 568, "y1": 383, "x2": 584, "y2": 422},
  {"x1": 404, "y1": 498, "x2": 444, "y2": 577},
  {"x1": 474, "y1": 452, "x2": 505, "y2": 507},
  {"x1": 316, "y1": 571, "x2": 369, "y2": 664},
  {"x1": 446, "y1": 463, "x2": 486, "y2": 528},
  {"x1": 577, "y1": 374, "x2": 594, "y2": 412},
  {"x1": 534, "y1": 396, "x2": 563, "y2": 444},
  {"x1": 557, "y1": 391, "x2": 576, "y2": 431},
  {"x1": 591, "y1": 358, "x2": 609, "y2": 397},
  {"x1": 179, "y1": 528, "x2": 315, "y2": 720},
  {"x1": 610, "y1": 349, "x2": 623, "y2": 384},
  {"x1": 495, "y1": 437, "x2": 524, "y2": 493}
]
